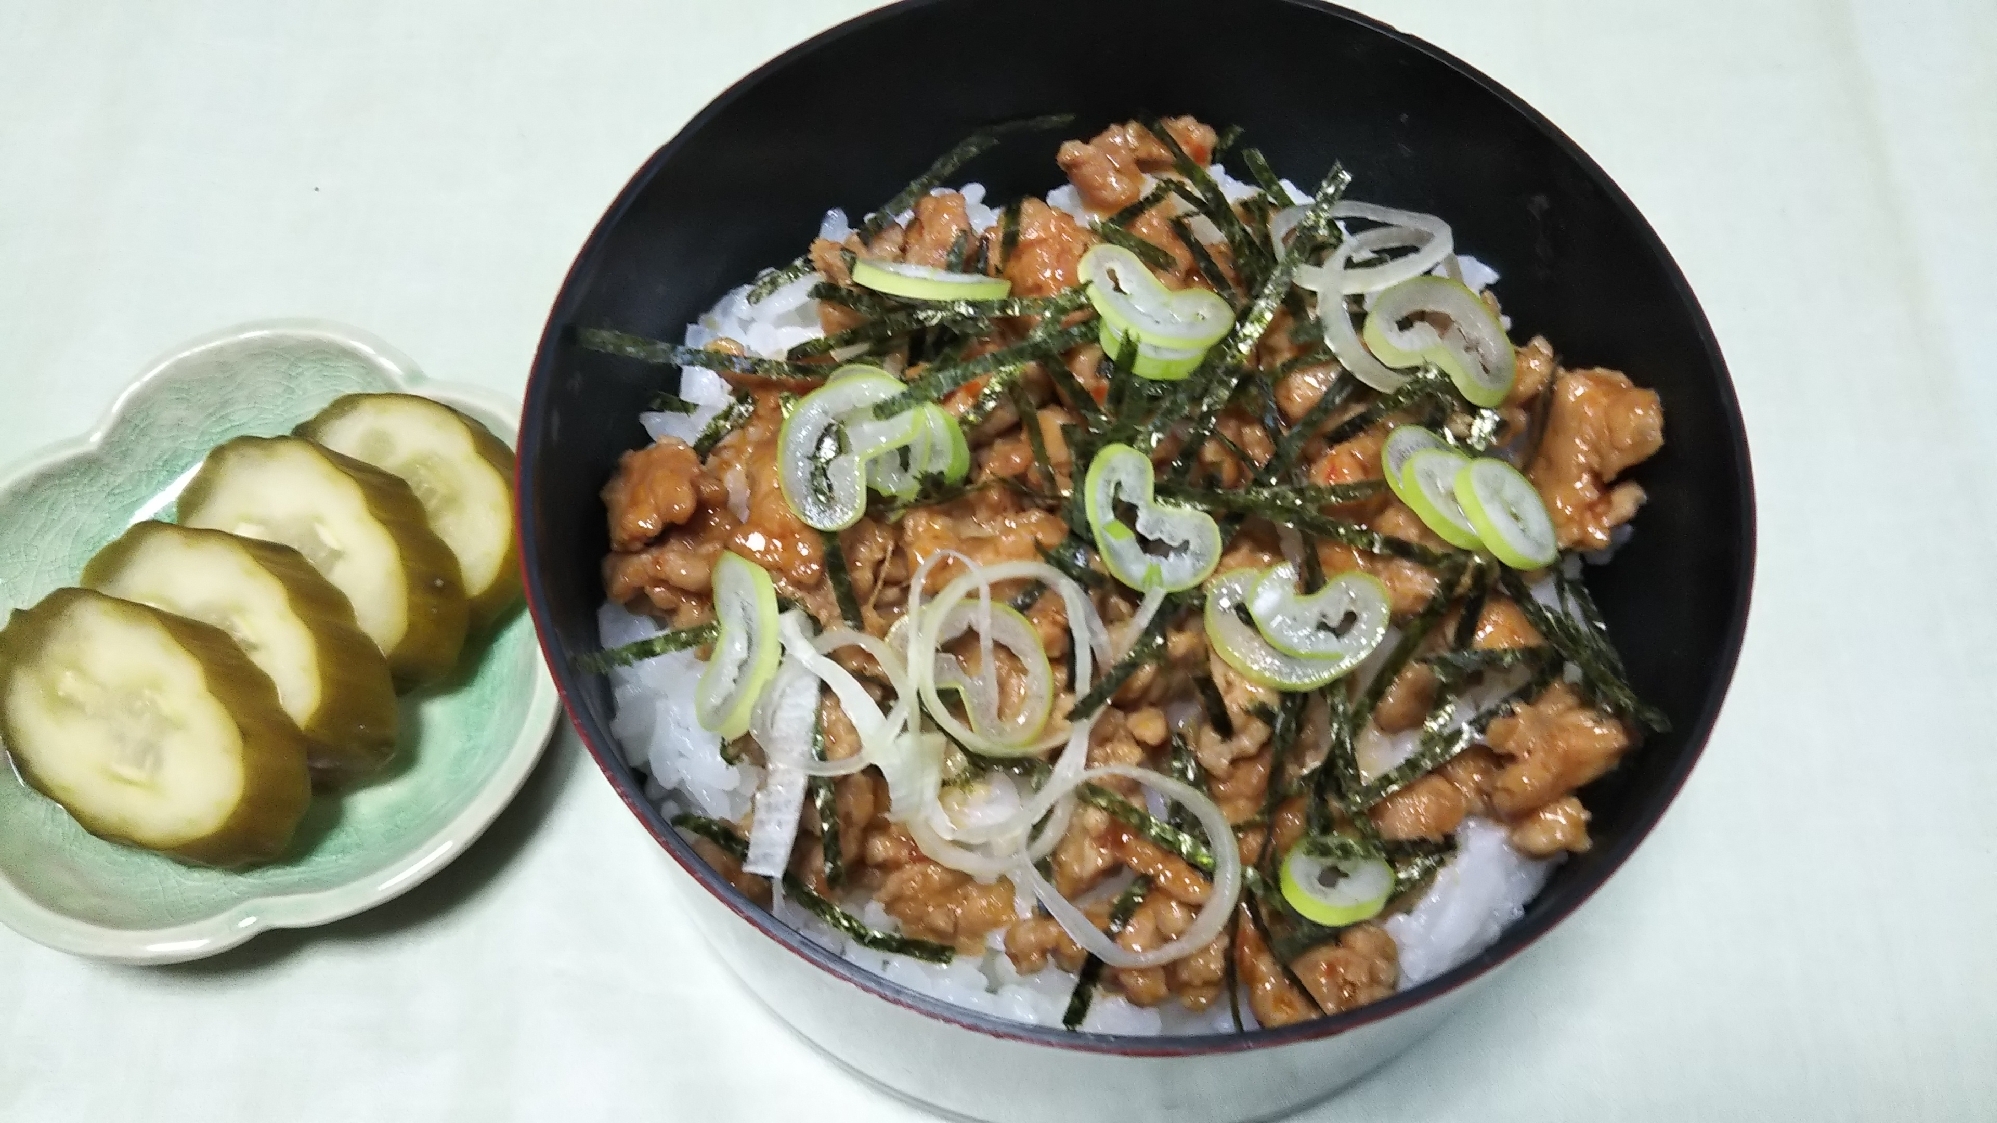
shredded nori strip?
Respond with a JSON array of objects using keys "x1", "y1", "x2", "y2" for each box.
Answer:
[
  {"x1": 1161, "y1": 163, "x2": 1351, "y2": 476},
  {"x1": 1062, "y1": 876, "x2": 1153, "y2": 1031},
  {"x1": 1311, "y1": 686, "x2": 1361, "y2": 835},
  {"x1": 1355, "y1": 664, "x2": 1554, "y2": 810},
  {"x1": 1555, "y1": 565, "x2": 1628, "y2": 676},
  {"x1": 944, "y1": 228, "x2": 972, "y2": 272},
  {"x1": 578, "y1": 327, "x2": 822, "y2": 384},
  {"x1": 1039, "y1": 346, "x2": 1108, "y2": 428},
  {"x1": 745, "y1": 114, "x2": 1072, "y2": 305},
  {"x1": 1212, "y1": 123, "x2": 1245, "y2": 160},
  {"x1": 671, "y1": 812, "x2": 750, "y2": 859},
  {"x1": 998, "y1": 199, "x2": 1023, "y2": 269},
  {"x1": 1194, "y1": 673, "x2": 1235, "y2": 740},
  {"x1": 1168, "y1": 729, "x2": 1203, "y2": 799},
  {"x1": 1381, "y1": 836, "x2": 1455, "y2": 899},
  {"x1": 1105, "y1": 180, "x2": 1176, "y2": 228},
  {"x1": 1009, "y1": 380, "x2": 1057, "y2": 494},
  {"x1": 1499, "y1": 569, "x2": 1667, "y2": 731},
  {"x1": 783, "y1": 872, "x2": 955, "y2": 962},
  {"x1": 810, "y1": 712, "x2": 844, "y2": 890},
  {"x1": 1077, "y1": 784, "x2": 1216, "y2": 875},
  {"x1": 1240, "y1": 147, "x2": 1295, "y2": 207},
  {"x1": 746, "y1": 257, "x2": 815, "y2": 304},
  {"x1": 1451, "y1": 563, "x2": 1493, "y2": 650},
  {"x1": 1147, "y1": 120, "x2": 1269, "y2": 285},
  {"x1": 1066, "y1": 590, "x2": 1196, "y2": 722},
  {"x1": 649, "y1": 391, "x2": 697, "y2": 414},
  {"x1": 576, "y1": 622, "x2": 718, "y2": 673},
  {"x1": 873, "y1": 304, "x2": 1094, "y2": 417},
  {"x1": 1158, "y1": 487, "x2": 1450, "y2": 566},
  {"x1": 1315, "y1": 366, "x2": 1451, "y2": 449},
  {"x1": 1354, "y1": 562, "x2": 1463, "y2": 729},
  {"x1": 1253, "y1": 692, "x2": 1308, "y2": 872},
  {"x1": 1257, "y1": 371, "x2": 1359, "y2": 485},
  {"x1": 1423, "y1": 645, "x2": 1557, "y2": 685},
  {"x1": 1171, "y1": 215, "x2": 1239, "y2": 306},
  {"x1": 821, "y1": 530, "x2": 864, "y2": 630},
  {"x1": 953, "y1": 363, "x2": 1033, "y2": 432},
  {"x1": 1007, "y1": 579, "x2": 1047, "y2": 616},
  {"x1": 864, "y1": 290, "x2": 1075, "y2": 320},
  {"x1": 1093, "y1": 220, "x2": 1179, "y2": 273},
  {"x1": 1160, "y1": 479, "x2": 1385, "y2": 513},
  {"x1": 861, "y1": 113, "x2": 1075, "y2": 245},
  {"x1": 1040, "y1": 536, "x2": 1106, "y2": 589},
  {"x1": 1066, "y1": 624, "x2": 1163, "y2": 723}
]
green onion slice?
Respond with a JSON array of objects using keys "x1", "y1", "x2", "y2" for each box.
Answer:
[
  {"x1": 1361, "y1": 275, "x2": 1516, "y2": 408},
  {"x1": 1083, "y1": 443, "x2": 1222, "y2": 592},
  {"x1": 1204, "y1": 568, "x2": 1361, "y2": 691},
  {"x1": 1278, "y1": 836, "x2": 1395, "y2": 927},
  {"x1": 1246, "y1": 563, "x2": 1391, "y2": 671},
  {"x1": 779, "y1": 366, "x2": 934, "y2": 529},
  {"x1": 1080, "y1": 244, "x2": 1232, "y2": 381},
  {"x1": 695, "y1": 551, "x2": 781, "y2": 739},
  {"x1": 851, "y1": 257, "x2": 1011, "y2": 302},
  {"x1": 919, "y1": 404, "x2": 970, "y2": 481},
  {"x1": 1381, "y1": 425, "x2": 1447, "y2": 508},
  {"x1": 1399, "y1": 448, "x2": 1486, "y2": 551},
  {"x1": 1454, "y1": 457, "x2": 1558, "y2": 570}
]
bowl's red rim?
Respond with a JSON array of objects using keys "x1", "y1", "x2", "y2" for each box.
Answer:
[{"x1": 514, "y1": 0, "x2": 1756, "y2": 1058}]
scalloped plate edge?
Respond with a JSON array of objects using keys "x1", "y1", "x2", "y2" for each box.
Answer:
[{"x1": 0, "y1": 319, "x2": 559, "y2": 965}]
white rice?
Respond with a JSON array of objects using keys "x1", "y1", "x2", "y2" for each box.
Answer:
[
  {"x1": 1386, "y1": 818, "x2": 1554, "y2": 987},
  {"x1": 599, "y1": 174, "x2": 1565, "y2": 1033}
]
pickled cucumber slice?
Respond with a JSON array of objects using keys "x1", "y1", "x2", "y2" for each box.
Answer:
[
  {"x1": 298, "y1": 394, "x2": 520, "y2": 630},
  {"x1": 83, "y1": 522, "x2": 399, "y2": 785},
  {"x1": 178, "y1": 435, "x2": 469, "y2": 687},
  {"x1": 0, "y1": 588, "x2": 311, "y2": 867}
]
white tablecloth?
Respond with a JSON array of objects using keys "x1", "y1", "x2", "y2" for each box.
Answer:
[{"x1": 1, "y1": 1, "x2": 1992, "y2": 1119}]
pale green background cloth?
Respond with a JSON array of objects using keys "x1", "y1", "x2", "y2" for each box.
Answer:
[{"x1": 1, "y1": 1, "x2": 1992, "y2": 1119}]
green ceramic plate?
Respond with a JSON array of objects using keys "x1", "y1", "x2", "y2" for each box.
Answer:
[{"x1": 0, "y1": 320, "x2": 558, "y2": 964}]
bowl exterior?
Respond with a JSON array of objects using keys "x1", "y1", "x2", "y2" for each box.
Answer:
[
  {"x1": 0, "y1": 320, "x2": 560, "y2": 964},
  {"x1": 519, "y1": 0, "x2": 1753, "y2": 1112},
  {"x1": 674, "y1": 871, "x2": 1472, "y2": 1122}
]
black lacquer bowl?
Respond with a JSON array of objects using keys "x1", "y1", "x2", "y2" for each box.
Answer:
[{"x1": 517, "y1": 1, "x2": 1754, "y2": 1119}]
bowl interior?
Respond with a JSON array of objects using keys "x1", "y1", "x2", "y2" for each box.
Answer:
[
  {"x1": 0, "y1": 323, "x2": 549, "y2": 956},
  {"x1": 520, "y1": 0, "x2": 1752, "y2": 1047}
]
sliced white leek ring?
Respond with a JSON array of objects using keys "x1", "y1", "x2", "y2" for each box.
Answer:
[
  {"x1": 852, "y1": 258, "x2": 1011, "y2": 302},
  {"x1": 695, "y1": 551, "x2": 780, "y2": 738},
  {"x1": 1362, "y1": 275, "x2": 1515, "y2": 407},
  {"x1": 1321, "y1": 202, "x2": 1454, "y2": 295},
  {"x1": 928, "y1": 599, "x2": 1054, "y2": 755},
  {"x1": 1203, "y1": 568, "x2": 1357, "y2": 691},
  {"x1": 1381, "y1": 425, "x2": 1447, "y2": 508},
  {"x1": 1019, "y1": 764, "x2": 1241, "y2": 970},
  {"x1": 905, "y1": 558, "x2": 1103, "y2": 849},
  {"x1": 1297, "y1": 202, "x2": 1456, "y2": 395},
  {"x1": 1246, "y1": 563, "x2": 1391, "y2": 673},
  {"x1": 1279, "y1": 838, "x2": 1394, "y2": 927},
  {"x1": 1454, "y1": 457, "x2": 1558, "y2": 570},
  {"x1": 1083, "y1": 443, "x2": 1221, "y2": 593},
  {"x1": 743, "y1": 657, "x2": 817, "y2": 876},
  {"x1": 1400, "y1": 448, "x2": 1486, "y2": 551}
]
